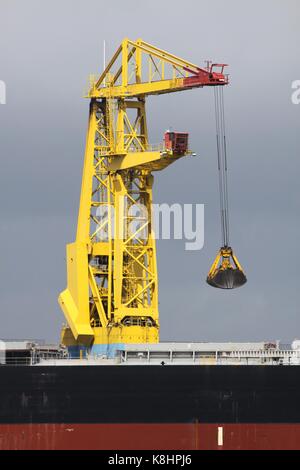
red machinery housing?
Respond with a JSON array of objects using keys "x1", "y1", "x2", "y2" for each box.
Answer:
[{"x1": 164, "y1": 132, "x2": 189, "y2": 155}]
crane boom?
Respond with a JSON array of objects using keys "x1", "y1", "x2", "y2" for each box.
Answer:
[
  {"x1": 59, "y1": 39, "x2": 228, "y2": 356},
  {"x1": 88, "y1": 38, "x2": 228, "y2": 98}
]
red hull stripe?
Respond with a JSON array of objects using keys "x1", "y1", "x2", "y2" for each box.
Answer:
[{"x1": 1, "y1": 423, "x2": 300, "y2": 450}]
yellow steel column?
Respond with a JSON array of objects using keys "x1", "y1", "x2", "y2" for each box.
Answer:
[
  {"x1": 76, "y1": 100, "x2": 98, "y2": 242},
  {"x1": 59, "y1": 101, "x2": 99, "y2": 342}
]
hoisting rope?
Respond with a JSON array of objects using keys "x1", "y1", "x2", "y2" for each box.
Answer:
[
  {"x1": 214, "y1": 86, "x2": 229, "y2": 248},
  {"x1": 207, "y1": 86, "x2": 247, "y2": 289}
]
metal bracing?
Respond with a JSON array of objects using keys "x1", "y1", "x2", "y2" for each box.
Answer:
[{"x1": 89, "y1": 38, "x2": 228, "y2": 99}]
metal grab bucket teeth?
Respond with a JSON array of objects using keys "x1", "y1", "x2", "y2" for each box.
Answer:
[{"x1": 207, "y1": 247, "x2": 247, "y2": 290}]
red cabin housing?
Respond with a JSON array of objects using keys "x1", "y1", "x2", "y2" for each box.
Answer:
[{"x1": 164, "y1": 132, "x2": 189, "y2": 155}]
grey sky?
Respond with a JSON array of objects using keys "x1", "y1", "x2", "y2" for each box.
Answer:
[{"x1": 0, "y1": 0, "x2": 299, "y2": 343}]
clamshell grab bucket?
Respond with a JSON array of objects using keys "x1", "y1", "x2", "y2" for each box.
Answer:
[{"x1": 207, "y1": 247, "x2": 247, "y2": 290}]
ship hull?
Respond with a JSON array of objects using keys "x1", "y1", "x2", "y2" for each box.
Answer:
[
  {"x1": 1, "y1": 365, "x2": 300, "y2": 450},
  {"x1": 1, "y1": 423, "x2": 300, "y2": 450}
]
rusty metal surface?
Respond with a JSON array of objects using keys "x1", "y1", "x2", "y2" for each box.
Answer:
[{"x1": 0, "y1": 423, "x2": 300, "y2": 450}]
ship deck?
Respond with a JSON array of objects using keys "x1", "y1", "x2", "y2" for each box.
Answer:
[{"x1": 1, "y1": 340, "x2": 300, "y2": 366}]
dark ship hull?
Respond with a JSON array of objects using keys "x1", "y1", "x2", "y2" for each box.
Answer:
[{"x1": 1, "y1": 365, "x2": 300, "y2": 450}]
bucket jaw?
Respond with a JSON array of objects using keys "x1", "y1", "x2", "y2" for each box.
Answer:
[{"x1": 207, "y1": 247, "x2": 247, "y2": 289}]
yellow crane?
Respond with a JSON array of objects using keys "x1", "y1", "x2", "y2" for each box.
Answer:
[{"x1": 58, "y1": 39, "x2": 243, "y2": 356}]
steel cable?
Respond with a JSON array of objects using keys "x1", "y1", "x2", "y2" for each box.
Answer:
[{"x1": 214, "y1": 86, "x2": 230, "y2": 247}]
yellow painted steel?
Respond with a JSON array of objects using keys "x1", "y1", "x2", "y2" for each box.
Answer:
[
  {"x1": 88, "y1": 38, "x2": 202, "y2": 99},
  {"x1": 59, "y1": 39, "x2": 214, "y2": 348},
  {"x1": 207, "y1": 247, "x2": 246, "y2": 280}
]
